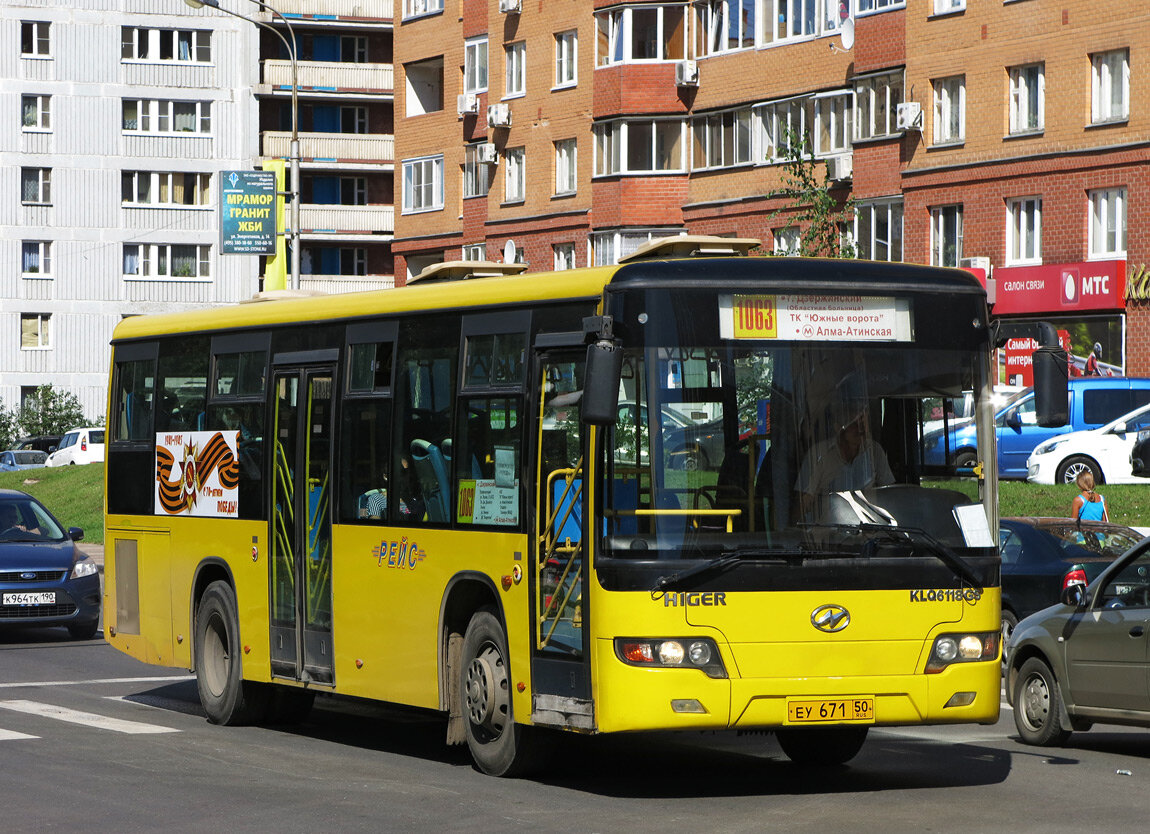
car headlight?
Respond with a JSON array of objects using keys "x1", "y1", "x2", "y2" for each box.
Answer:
[
  {"x1": 615, "y1": 637, "x2": 727, "y2": 678},
  {"x1": 1032, "y1": 438, "x2": 1068, "y2": 456},
  {"x1": 71, "y1": 559, "x2": 98, "y2": 579},
  {"x1": 925, "y1": 632, "x2": 999, "y2": 673}
]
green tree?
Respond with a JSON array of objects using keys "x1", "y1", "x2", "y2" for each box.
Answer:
[
  {"x1": 770, "y1": 129, "x2": 856, "y2": 259},
  {"x1": 0, "y1": 403, "x2": 17, "y2": 451},
  {"x1": 16, "y1": 385, "x2": 87, "y2": 438}
]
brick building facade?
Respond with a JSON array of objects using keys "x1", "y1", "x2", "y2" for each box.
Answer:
[{"x1": 393, "y1": 0, "x2": 1150, "y2": 375}]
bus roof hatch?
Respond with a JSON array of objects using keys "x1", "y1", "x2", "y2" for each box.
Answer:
[
  {"x1": 619, "y1": 235, "x2": 761, "y2": 263},
  {"x1": 408, "y1": 260, "x2": 529, "y2": 284}
]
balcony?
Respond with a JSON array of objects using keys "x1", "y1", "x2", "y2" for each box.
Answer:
[
  {"x1": 263, "y1": 131, "x2": 394, "y2": 164},
  {"x1": 263, "y1": 60, "x2": 393, "y2": 95},
  {"x1": 300, "y1": 274, "x2": 396, "y2": 293},
  {"x1": 257, "y1": 0, "x2": 393, "y2": 21},
  {"x1": 295, "y1": 204, "x2": 394, "y2": 234}
]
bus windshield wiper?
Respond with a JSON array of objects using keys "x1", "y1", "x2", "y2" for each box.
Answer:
[
  {"x1": 800, "y1": 522, "x2": 983, "y2": 587},
  {"x1": 652, "y1": 550, "x2": 793, "y2": 594}
]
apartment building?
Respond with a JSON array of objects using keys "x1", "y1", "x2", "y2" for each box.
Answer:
[
  {"x1": 393, "y1": 0, "x2": 1150, "y2": 376},
  {"x1": 1, "y1": 0, "x2": 395, "y2": 421}
]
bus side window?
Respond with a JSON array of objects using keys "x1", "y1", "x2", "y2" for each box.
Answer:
[
  {"x1": 341, "y1": 335, "x2": 396, "y2": 523},
  {"x1": 108, "y1": 344, "x2": 158, "y2": 516},
  {"x1": 456, "y1": 397, "x2": 522, "y2": 528}
]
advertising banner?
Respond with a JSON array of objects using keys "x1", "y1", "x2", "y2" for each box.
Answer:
[
  {"x1": 155, "y1": 431, "x2": 241, "y2": 517},
  {"x1": 220, "y1": 170, "x2": 278, "y2": 255}
]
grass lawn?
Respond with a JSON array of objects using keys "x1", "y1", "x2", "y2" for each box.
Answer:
[{"x1": 3, "y1": 465, "x2": 1150, "y2": 550}]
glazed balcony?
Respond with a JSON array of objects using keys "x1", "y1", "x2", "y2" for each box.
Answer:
[
  {"x1": 263, "y1": 59, "x2": 394, "y2": 95},
  {"x1": 295, "y1": 204, "x2": 394, "y2": 234},
  {"x1": 263, "y1": 131, "x2": 394, "y2": 163}
]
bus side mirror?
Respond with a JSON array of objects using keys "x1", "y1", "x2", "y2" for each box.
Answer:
[
  {"x1": 582, "y1": 340, "x2": 623, "y2": 425},
  {"x1": 1033, "y1": 322, "x2": 1069, "y2": 429}
]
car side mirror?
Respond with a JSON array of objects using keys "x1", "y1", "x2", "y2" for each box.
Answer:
[
  {"x1": 68, "y1": 527, "x2": 84, "y2": 542},
  {"x1": 1113, "y1": 421, "x2": 1127, "y2": 435},
  {"x1": 1061, "y1": 582, "x2": 1087, "y2": 609},
  {"x1": 1005, "y1": 408, "x2": 1022, "y2": 431}
]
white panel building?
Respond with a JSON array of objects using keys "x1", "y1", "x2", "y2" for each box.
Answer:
[{"x1": 1, "y1": 1, "x2": 261, "y2": 421}]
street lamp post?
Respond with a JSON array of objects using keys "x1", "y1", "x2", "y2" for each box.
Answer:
[{"x1": 185, "y1": 0, "x2": 301, "y2": 291}]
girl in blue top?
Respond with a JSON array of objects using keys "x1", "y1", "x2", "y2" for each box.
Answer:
[{"x1": 1072, "y1": 471, "x2": 1109, "y2": 522}]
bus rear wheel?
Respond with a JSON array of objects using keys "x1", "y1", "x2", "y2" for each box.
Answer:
[
  {"x1": 776, "y1": 726, "x2": 869, "y2": 766},
  {"x1": 460, "y1": 607, "x2": 539, "y2": 776},
  {"x1": 195, "y1": 580, "x2": 269, "y2": 725}
]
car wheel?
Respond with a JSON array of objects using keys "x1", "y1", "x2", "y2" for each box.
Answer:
[
  {"x1": 1001, "y1": 610, "x2": 1018, "y2": 671},
  {"x1": 1013, "y1": 657, "x2": 1071, "y2": 746},
  {"x1": 953, "y1": 449, "x2": 977, "y2": 468},
  {"x1": 195, "y1": 580, "x2": 269, "y2": 725},
  {"x1": 460, "y1": 606, "x2": 541, "y2": 776},
  {"x1": 776, "y1": 726, "x2": 868, "y2": 766},
  {"x1": 67, "y1": 619, "x2": 99, "y2": 640},
  {"x1": 1055, "y1": 455, "x2": 1102, "y2": 485}
]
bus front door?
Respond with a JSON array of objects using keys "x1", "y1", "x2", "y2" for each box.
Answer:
[
  {"x1": 269, "y1": 366, "x2": 335, "y2": 685},
  {"x1": 532, "y1": 352, "x2": 593, "y2": 729}
]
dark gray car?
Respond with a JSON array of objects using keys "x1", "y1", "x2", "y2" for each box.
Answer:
[{"x1": 1006, "y1": 536, "x2": 1150, "y2": 746}]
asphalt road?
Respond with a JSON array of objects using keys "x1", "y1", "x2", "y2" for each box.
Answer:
[{"x1": 0, "y1": 626, "x2": 1147, "y2": 833}]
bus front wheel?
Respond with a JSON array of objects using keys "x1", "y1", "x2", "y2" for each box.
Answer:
[
  {"x1": 460, "y1": 607, "x2": 539, "y2": 776},
  {"x1": 776, "y1": 726, "x2": 868, "y2": 765},
  {"x1": 195, "y1": 580, "x2": 269, "y2": 725}
]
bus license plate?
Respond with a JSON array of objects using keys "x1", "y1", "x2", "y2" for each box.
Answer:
[
  {"x1": 787, "y1": 698, "x2": 874, "y2": 724},
  {"x1": 3, "y1": 592, "x2": 55, "y2": 606}
]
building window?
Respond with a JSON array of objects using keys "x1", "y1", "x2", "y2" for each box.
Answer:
[
  {"x1": 21, "y1": 94, "x2": 50, "y2": 131},
  {"x1": 554, "y1": 243, "x2": 576, "y2": 270},
  {"x1": 854, "y1": 71, "x2": 903, "y2": 140},
  {"x1": 593, "y1": 120, "x2": 686, "y2": 175},
  {"x1": 694, "y1": 0, "x2": 756, "y2": 56},
  {"x1": 21, "y1": 167, "x2": 51, "y2": 204},
  {"x1": 405, "y1": 57, "x2": 444, "y2": 116},
  {"x1": 20, "y1": 314, "x2": 51, "y2": 350},
  {"x1": 596, "y1": 6, "x2": 687, "y2": 65},
  {"x1": 123, "y1": 243, "x2": 211, "y2": 280},
  {"x1": 462, "y1": 243, "x2": 487, "y2": 261},
  {"x1": 933, "y1": 0, "x2": 964, "y2": 13},
  {"x1": 1008, "y1": 64, "x2": 1044, "y2": 134},
  {"x1": 22, "y1": 241, "x2": 52, "y2": 277},
  {"x1": 402, "y1": 155, "x2": 444, "y2": 213},
  {"x1": 121, "y1": 27, "x2": 211, "y2": 62},
  {"x1": 755, "y1": 97, "x2": 810, "y2": 163},
  {"x1": 404, "y1": 0, "x2": 444, "y2": 18},
  {"x1": 854, "y1": 199, "x2": 903, "y2": 262},
  {"x1": 814, "y1": 92, "x2": 852, "y2": 156},
  {"x1": 930, "y1": 205, "x2": 963, "y2": 267},
  {"x1": 122, "y1": 99, "x2": 212, "y2": 134},
  {"x1": 463, "y1": 144, "x2": 490, "y2": 199},
  {"x1": 464, "y1": 38, "x2": 489, "y2": 94},
  {"x1": 773, "y1": 226, "x2": 801, "y2": 255},
  {"x1": 1089, "y1": 187, "x2": 1127, "y2": 258},
  {"x1": 1006, "y1": 196, "x2": 1042, "y2": 265},
  {"x1": 505, "y1": 42, "x2": 525, "y2": 98},
  {"x1": 856, "y1": 0, "x2": 903, "y2": 13},
  {"x1": 692, "y1": 107, "x2": 752, "y2": 170},
  {"x1": 302, "y1": 175, "x2": 367, "y2": 205},
  {"x1": 122, "y1": 171, "x2": 211, "y2": 206},
  {"x1": 21, "y1": 21, "x2": 50, "y2": 57},
  {"x1": 591, "y1": 228, "x2": 682, "y2": 266},
  {"x1": 1091, "y1": 49, "x2": 1129, "y2": 124},
  {"x1": 555, "y1": 31, "x2": 577, "y2": 88},
  {"x1": 504, "y1": 147, "x2": 525, "y2": 203},
  {"x1": 555, "y1": 138, "x2": 577, "y2": 195},
  {"x1": 932, "y1": 75, "x2": 965, "y2": 145},
  {"x1": 759, "y1": 0, "x2": 851, "y2": 45}
]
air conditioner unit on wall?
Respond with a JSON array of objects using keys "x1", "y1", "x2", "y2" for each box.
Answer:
[
  {"x1": 457, "y1": 93, "x2": 478, "y2": 116},
  {"x1": 477, "y1": 142, "x2": 498, "y2": 164},
  {"x1": 826, "y1": 153, "x2": 853, "y2": 182},
  {"x1": 487, "y1": 103, "x2": 512, "y2": 127},
  {"x1": 896, "y1": 101, "x2": 922, "y2": 132},
  {"x1": 499, "y1": 0, "x2": 520, "y2": 13},
  {"x1": 961, "y1": 257, "x2": 991, "y2": 273},
  {"x1": 675, "y1": 60, "x2": 698, "y2": 87}
]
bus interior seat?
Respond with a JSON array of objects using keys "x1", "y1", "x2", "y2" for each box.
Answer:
[
  {"x1": 410, "y1": 439, "x2": 451, "y2": 522},
  {"x1": 358, "y1": 488, "x2": 387, "y2": 519}
]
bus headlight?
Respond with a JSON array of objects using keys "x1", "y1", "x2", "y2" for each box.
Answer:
[
  {"x1": 926, "y1": 632, "x2": 999, "y2": 673},
  {"x1": 616, "y1": 637, "x2": 727, "y2": 678}
]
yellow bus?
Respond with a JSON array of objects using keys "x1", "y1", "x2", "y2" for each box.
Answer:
[{"x1": 105, "y1": 237, "x2": 1018, "y2": 775}]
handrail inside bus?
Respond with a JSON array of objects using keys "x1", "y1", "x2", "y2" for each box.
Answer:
[{"x1": 609, "y1": 507, "x2": 742, "y2": 534}]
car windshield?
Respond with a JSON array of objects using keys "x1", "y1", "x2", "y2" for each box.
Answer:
[{"x1": 0, "y1": 498, "x2": 66, "y2": 542}]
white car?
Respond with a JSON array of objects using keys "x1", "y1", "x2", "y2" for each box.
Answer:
[
  {"x1": 1026, "y1": 402, "x2": 1150, "y2": 485},
  {"x1": 45, "y1": 427, "x2": 105, "y2": 466}
]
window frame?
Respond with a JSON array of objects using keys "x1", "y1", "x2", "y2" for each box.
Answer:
[
  {"x1": 121, "y1": 27, "x2": 212, "y2": 63},
  {"x1": 504, "y1": 146, "x2": 526, "y2": 204},
  {"x1": 403, "y1": 0, "x2": 444, "y2": 19},
  {"x1": 930, "y1": 204, "x2": 964, "y2": 267},
  {"x1": 932, "y1": 75, "x2": 965, "y2": 145},
  {"x1": 21, "y1": 21, "x2": 51, "y2": 57},
  {"x1": 121, "y1": 171, "x2": 212, "y2": 207},
  {"x1": 21, "y1": 241, "x2": 52, "y2": 278},
  {"x1": 1005, "y1": 196, "x2": 1042, "y2": 266},
  {"x1": 1091, "y1": 48, "x2": 1130, "y2": 125},
  {"x1": 21, "y1": 94, "x2": 51, "y2": 131},
  {"x1": 1008, "y1": 63, "x2": 1044, "y2": 135},
  {"x1": 20, "y1": 313, "x2": 51, "y2": 350},
  {"x1": 554, "y1": 242, "x2": 576, "y2": 270},
  {"x1": 462, "y1": 143, "x2": 490, "y2": 200},
  {"x1": 122, "y1": 99, "x2": 212, "y2": 135},
  {"x1": 692, "y1": 107, "x2": 753, "y2": 170},
  {"x1": 505, "y1": 41, "x2": 526, "y2": 99},
  {"x1": 755, "y1": 96, "x2": 810, "y2": 163},
  {"x1": 122, "y1": 243, "x2": 212, "y2": 281},
  {"x1": 596, "y1": 5, "x2": 688, "y2": 66},
  {"x1": 555, "y1": 30, "x2": 578, "y2": 88},
  {"x1": 853, "y1": 198, "x2": 903, "y2": 262},
  {"x1": 814, "y1": 91, "x2": 853, "y2": 156},
  {"x1": 854, "y1": 70, "x2": 903, "y2": 140},
  {"x1": 21, "y1": 167, "x2": 51, "y2": 205},
  {"x1": 402, "y1": 155, "x2": 445, "y2": 214},
  {"x1": 554, "y1": 138, "x2": 577, "y2": 195},
  {"x1": 1088, "y1": 186, "x2": 1127, "y2": 259},
  {"x1": 593, "y1": 119, "x2": 687, "y2": 176},
  {"x1": 464, "y1": 37, "x2": 489, "y2": 95}
]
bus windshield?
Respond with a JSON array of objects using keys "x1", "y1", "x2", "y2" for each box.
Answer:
[{"x1": 600, "y1": 341, "x2": 991, "y2": 566}]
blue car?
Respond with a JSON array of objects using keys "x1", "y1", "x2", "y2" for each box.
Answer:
[
  {"x1": 0, "y1": 489, "x2": 100, "y2": 640},
  {"x1": 926, "y1": 378, "x2": 1150, "y2": 479}
]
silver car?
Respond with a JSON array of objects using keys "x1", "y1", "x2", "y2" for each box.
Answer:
[{"x1": 1006, "y1": 535, "x2": 1150, "y2": 746}]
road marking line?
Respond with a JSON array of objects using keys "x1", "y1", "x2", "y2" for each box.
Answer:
[
  {"x1": 0, "y1": 728, "x2": 39, "y2": 741},
  {"x1": 0, "y1": 676, "x2": 194, "y2": 690},
  {"x1": 0, "y1": 700, "x2": 179, "y2": 734}
]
